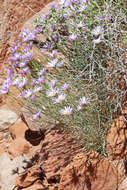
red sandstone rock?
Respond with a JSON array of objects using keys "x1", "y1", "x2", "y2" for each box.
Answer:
[
  {"x1": 106, "y1": 115, "x2": 127, "y2": 160},
  {"x1": 8, "y1": 138, "x2": 32, "y2": 158},
  {"x1": 118, "y1": 177, "x2": 127, "y2": 190},
  {"x1": 9, "y1": 121, "x2": 28, "y2": 139},
  {"x1": 59, "y1": 151, "x2": 118, "y2": 190},
  {"x1": 15, "y1": 166, "x2": 42, "y2": 188},
  {"x1": 21, "y1": 183, "x2": 44, "y2": 190}
]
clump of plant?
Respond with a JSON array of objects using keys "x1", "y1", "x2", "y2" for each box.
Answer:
[{"x1": 1, "y1": 0, "x2": 127, "y2": 155}]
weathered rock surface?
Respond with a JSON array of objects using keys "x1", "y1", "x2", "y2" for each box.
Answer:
[
  {"x1": 15, "y1": 126, "x2": 82, "y2": 189},
  {"x1": 38, "y1": 126, "x2": 82, "y2": 183},
  {"x1": 106, "y1": 115, "x2": 127, "y2": 160},
  {"x1": 0, "y1": 153, "x2": 30, "y2": 190},
  {"x1": 0, "y1": 104, "x2": 19, "y2": 131},
  {"x1": 59, "y1": 151, "x2": 118, "y2": 190},
  {"x1": 15, "y1": 166, "x2": 42, "y2": 188},
  {"x1": 8, "y1": 137, "x2": 32, "y2": 158},
  {"x1": 9, "y1": 120, "x2": 28, "y2": 139},
  {"x1": 118, "y1": 177, "x2": 127, "y2": 190}
]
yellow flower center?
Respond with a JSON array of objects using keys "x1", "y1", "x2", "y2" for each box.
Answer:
[
  {"x1": 59, "y1": 98, "x2": 63, "y2": 102},
  {"x1": 65, "y1": 111, "x2": 69, "y2": 115},
  {"x1": 97, "y1": 31, "x2": 100, "y2": 35},
  {"x1": 52, "y1": 92, "x2": 56, "y2": 96}
]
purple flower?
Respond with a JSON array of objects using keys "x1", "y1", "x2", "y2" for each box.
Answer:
[
  {"x1": 77, "y1": 5, "x2": 88, "y2": 12},
  {"x1": 50, "y1": 3, "x2": 56, "y2": 8},
  {"x1": 91, "y1": 26, "x2": 103, "y2": 36},
  {"x1": 31, "y1": 79, "x2": 38, "y2": 86},
  {"x1": 80, "y1": 0, "x2": 87, "y2": 3},
  {"x1": 57, "y1": 60, "x2": 64, "y2": 67},
  {"x1": 18, "y1": 90, "x2": 26, "y2": 98},
  {"x1": 8, "y1": 67, "x2": 14, "y2": 79},
  {"x1": 10, "y1": 46, "x2": 18, "y2": 54},
  {"x1": 47, "y1": 59, "x2": 58, "y2": 68},
  {"x1": 19, "y1": 61, "x2": 27, "y2": 68},
  {"x1": 79, "y1": 96, "x2": 89, "y2": 105},
  {"x1": 10, "y1": 53, "x2": 22, "y2": 61},
  {"x1": 18, "y1": 77, "x2": 27, "y2": 88},
  {"x1": 61, "y1": 83, "x2": 69, "y2": 91},
  {"x1": 41, "y1": 49, "x2": 47, "y2": 54},
  {"x1": 33, "y1": 110, "x2": 41, "y2": 120},
  {"x1": 37, "y1": 76, "x2": 45, "y2": 84},
  {"x1": 93, "y1": 37, "x2": 102, "y2": 45},
  {"x1": 53, "y1": 94, "x2": 66, "y2": 104},
  {"x1": 10, "y1": 41, "x2": 19, "y2": 54},
  {"x1": 34, "y1": 26, "x2": 43, "y2": 34},
  {"x1": 37, "y1": 68, "x2": 47, "y2": 76},
  {"x1": 60, "y1": 106, "x2": 72, "y2": 115},
  {"x1": 23, "y1": 51, "x2": 33, "y2": 61},
  {"x1": 28, "y1": 31, "x2": 36, "y2": 41},
  {"x1": 21, "y1": 28, "x2": 36, "y2": 42},
  {"x1": 76, "y1": 22, "x2": 84, "y2": 28},
  {"x1": 49, "y1": 79, "x2": 58, "y2": 87},
  {"x1": 69, "y1": 34, "x2": 77, "y2": 41},
  {"x1": 43, "y1": 41, "x2": 51, "y2": 50},
  {"x1": 98, "y1": 16, "x2": 108, "y2": 21},
  {"x1": 31, "y1": 95, "x2": 36, "y2": 103},
  {"x1": 51, "y1": 34, "x2": 58, "y2": 43},
  {"x1": 33, "y1": 86, "x2": 42, "y2": 93},
  {"x1": 49, "y1": 50, "x2": 57, "y2": 58},
  {"x1": 77, "y1": 104, "x2": 83, "y2": 111},
  {"x1": 12, "y1": 77, "x2": 20, "y2": 86},
  {"x1": 24, "y1": 89, "x2": 33, "y2": 98},
  {"x1": 0, "y1": 78, "x2": 12, "y2": 94},
  {"x1": 59, "y1": 0, "x2": 72, "y2": 7},
  {"x1": 20, "y1": 67, "x2": 30, "y2": 75},
  {"x1": 46, "y1": 88, "x2": 59, "y2": 97}
]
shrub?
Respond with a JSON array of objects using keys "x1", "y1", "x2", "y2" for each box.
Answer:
[{"x1": 1, "y1": 0, "x2": 127, "y2": 155}]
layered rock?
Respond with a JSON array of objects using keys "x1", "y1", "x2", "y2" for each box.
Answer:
[{"x1": 59, "y1": 151, "x2": 118, "y2": 190}]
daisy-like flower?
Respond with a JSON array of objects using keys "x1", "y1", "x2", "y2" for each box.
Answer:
[
  {"x1": 46, "y1": 88, "x2": 58, "y2": 97},
  {"x1": 77, "y1": 4, "x2": 88, "y2": 12},
  {"x1": 91, "y1": 26, "x2": 103, "y2": 36},
  {"x1": 12, "y1": 77, "x2": 20, "y2": 86},
  {"x1": 37, "y1": 68, "x2": 47, "y2": 76},
  {"x1": 20, "y1": 67, "x2": 30, "y2": 75},
  {"x1": 23, "y1": 51, "x2": 33, "y2": 61},
  {"x1": 37, "y1": 76, "x2": 45, "y2": 84},
  {"x1": 61, "y1": 83, "x2": 69, "y2": 91},
  {"x1": 60, "y1": 106, "x2": 72, "y2": 115},
  {"x1": 69, "y1": 33, "x2": 77, "y2": 41},
  {"x1": 93, "y1": 37, "x2": 102, "y2": 45},
  {"x1": 18, "y1": 90, "x2": 26, "y2": 98},
  {"x1": 31, "y1": 79, "x2": 38, "y2": 86},
  {"x1": 79, "y1": 96, "x2": 89, "y2": 105},
  {"x1": 18, "y1": 77, "x2": 27, "y2": 88},
  {"x1": 33, "y1": 110, "x2": 41, "y2": 120},
  {"x1": 24, "y1": 89, "x2": 33, "y2": 98},
  {"x1": 49, "y1": 79, "x2": 58, "y2": 88},
  {"x1": 49, "y1": 50, "x2": 57, "y2": 58},
  {"x1": 77, "y1": 104, "x2": 83, "y2": 111},
  {"x1": 33, "y1": 86, "x2": 42, "y2": 93},
  {"x1": 53, "y1": 94, "x2": 66, "y2": 103},
  {"x1": 59, "y1": 0, "x2": 72, "y2": 7},
  {"x1": 77, "y1": 21, "x2": 84, "y2": 28},
  {"x1": 47, "y1": 59, "x2": 58, "y2": 68},
  {"x1": 57, "y1": 60, "x2": 64, "y2": 67},
  {"x1": 10, "y1": 53, "x2": 22, "y2": 61},
  {"x1": 31, "y1": 95, "x2": 36, "y2": 103},
  {"x1": 19, "y1": 61, "x2": 27, "y2": 68}
]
